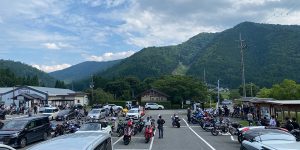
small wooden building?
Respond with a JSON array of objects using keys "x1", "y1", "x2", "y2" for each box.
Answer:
[{"x1": 136, "y1": 89, "x2": 169, "y2": 102}]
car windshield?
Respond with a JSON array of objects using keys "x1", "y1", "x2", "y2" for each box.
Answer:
[
  {"x1": 58, "y1": 110, "x2": 69, "y2": 115},
  {"x1": 79, "y1": 123, "x2": 101, "y2": 131},
  {"x1": 128, "y1": 110, "x2": 138, "y2": 113},
  {"x1": 44, "y1": 109, "x2": 54, "y2": 113},
  {"x1": 256, "y1": 133, "x2": 295, "y2": 141},
  {"x1": 90, "y1": 109, "x2": 100, "y2": 114},
  {"x1": 1, "y1": 120, "x2": 28, "y2": 131}
]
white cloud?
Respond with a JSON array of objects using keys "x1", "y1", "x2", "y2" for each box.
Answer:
[
  {"x1": 83, "y1": 50, "x2": 135, "y2": 61},
  {"x1": 82, "y1": 0, "x2": 126, "y2": 8},
  {"x1": 32, "y1": 64, "x2": 71, "y2": 73},
  {"x1": 43, "y1": 43, "x2": 60, "y2": 50}
]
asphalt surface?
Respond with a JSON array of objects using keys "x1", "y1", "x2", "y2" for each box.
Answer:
[
  {"x1": 12, "y1": 109, "x2": 240, "y2": 150},
  {"x1": 112, "y1": 109, "x2": 240, "y2": 150}
]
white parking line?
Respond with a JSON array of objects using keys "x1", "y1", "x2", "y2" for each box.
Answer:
[
  {"x1": 148, "y1": 129, "x2": 156, "y2": 150},
  {"x1": 113, "y1": 136, "x2": 123, "y2": 145},
  {"x1": 115, "y1": 149, "x2": 148, "y2": 150},
  {"x1": 230, "y1": 135, "x2": 235, "y2": 141},
  {"x1": 182, "y1": 119, "x2": 216, "y2": 150}
]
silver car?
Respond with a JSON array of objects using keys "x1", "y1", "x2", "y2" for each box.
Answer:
[
  {"x1": 241, "y1": 129, "x2": 299, "y2": 150},
  {"x1": 87, "y1": 109, "x2": 106, "y2": 120}
]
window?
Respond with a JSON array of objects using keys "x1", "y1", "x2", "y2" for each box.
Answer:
[
  {"x1": 35, "y1": 119, "x2": 43, "y2": 127},
  {"x1": 27, "y1": 121, "x2": 36, "y2": 129},
  {"x1": 77, "y1": 100, "x2": 80, "y2": 103},
  {"x1": 93, "y1": 138, "x2": 112, "y2": 150}
]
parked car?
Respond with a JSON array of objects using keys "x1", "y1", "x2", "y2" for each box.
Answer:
[
  {"x1": 145, "y1": 103, "x2": 164, "y2": 110},
  {"x1": 55, "y1": 109, "x2": 74, "y2": 121},
  {"x1": 87, "y1": 109, "x2": 106, "y2": 120},
  {"x1": 0, "y1": 109, "x2": 6, "y2": 120},
  {"x1": 240, "y1": 128, "x2": 299, "y2": 150},
  {"x1": 126, "y1": 108, "x2": 141, "y2": 120},
  {"x1": 39, "y1": 104, "x2": 52, "y2": 113},
  {"x1": 221, "y1": 100, "x2": 232, "y2": 105},
  {"x1": 27, "y1": 131, "x2": 112, "y2": 150},
  {"x1": 73, "y1": 104, "x2": 83, "y2": 110},
  {"x1": 0, "y1": 144, "x2": 16, "y2": 150},
  {"x1": 103, "y1": 104, "x2": 123, "y2": 111},
  {"x1": 77, "y1": 122, "x2": 112, "y2": 134},
  {"x1": 42, "y1": 107, "x2": 59, "y2": 120},
  {"x1": 0, "y1": 116, "x2": 51, "y2": 148}
]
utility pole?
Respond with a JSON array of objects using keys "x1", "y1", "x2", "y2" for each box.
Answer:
[
  {"x1": 217, "y1": 79, "x2": 220, "y2": 108},
  {"x1": 237, "y1": 33, "x2": 247, "y2": 97},
  {"x1": 90, "y1": 75, "x2": 94, "y2": 104},
  {"x1": 203, "y1": 67, "x2": 206, "y2": 84},
  {"x1": 250, "y1": 82, "x2": 253, "y2": 97}
]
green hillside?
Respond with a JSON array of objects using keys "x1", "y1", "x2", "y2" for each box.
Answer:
[
  {"x1": 49, "y1": 60, "x2": 121, "y2": 83},
  {"x1": 188, "y1": 22, "x2": 300, "y2": 87},
  {"x1": 100, "y1": 33, "x2": 216, "y2": 79},
  {"x1": 99, "y1": 22, "x2": 300, "y2": 88},
  {"x1": 0, "y1": 59, "x2": 56, "y2": 86}
]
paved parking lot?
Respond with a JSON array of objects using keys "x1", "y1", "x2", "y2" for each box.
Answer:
[
  {"x1": 14, "y1": 109, "x2": 240, "y2": 150},
  {"x1": 111, "y1": 109, "x2": 240, "y2": 150}
]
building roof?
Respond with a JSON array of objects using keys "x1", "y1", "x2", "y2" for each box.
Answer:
[
  {"x1": 136, "y1": 88, "x2": 170, "y2": 98},
  {"x1": 28, "y1": 86, "x2": 75, "y2": 96},
  {"x1": 268, "y1": 100, "x2": 300, "y2": 105},
  {"x1": 0, "y1": 87, "x2": 14, "y2": 94}
]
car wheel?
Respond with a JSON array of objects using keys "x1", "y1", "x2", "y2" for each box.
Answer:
[
  {"x1": 147, "y1": 107, "x2": 151, "y2": 110},
  {"x1": 20, "y1": 138, "x2": 27, "y2": 148},
  {"x1": 43, "y1": 132, "x2": 48, "y2": 141},
  {"x1": 158, "y1": 107, "x2": 162, "y2": 110}
]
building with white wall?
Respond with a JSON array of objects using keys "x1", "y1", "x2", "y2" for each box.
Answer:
[{"x1": 0, "y1": 86, "x2": 88, "y2": 108}]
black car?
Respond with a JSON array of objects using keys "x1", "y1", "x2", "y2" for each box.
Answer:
[
  {"x1": 56, "y1": 109, "x2": 75, "y2": 121},
  {"x1": 0, "y1": 116, "x2": 51, "y2": 148}
]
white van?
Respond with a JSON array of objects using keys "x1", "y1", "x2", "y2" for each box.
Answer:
[{"x1": 28, "y1": 132, "x2": 112, "y2": 150}]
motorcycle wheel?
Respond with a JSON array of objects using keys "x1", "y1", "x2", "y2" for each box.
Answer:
[
  {"x1": 211, "y1": 128, "x2": 219, "y2": 136},
  {"x1": 204, "y1": 127, "x2": 211, "y2": 132},
  {"x1": 145, "y1": 137, "x2": 150, "y2": 143},
  {"x1": 123, "y1": 136, "x2": 130, "y2": 145},
  {"x1": 177, "y1": 123, "x2": 180, "y2": 128},
  {"x1": 237, "y1": 134, "x2": 243, "y2": 143},
  {"x1": 118, "y1": 130, "x2": 124, "y2": 137}
]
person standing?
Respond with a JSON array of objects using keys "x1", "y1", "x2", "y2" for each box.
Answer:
[
  {"x1": 187, "y1": 108, "x2": 191, "y2": 123},
  {"x1": 269, "y1": 115, "x2": 276, "y2": 127},
  {"x1": 157, "y1": 115, "x2": 165, "y2": 139},
  {"x1": 247, "y1": 112, "x2": 253, "y2": 126},
  {"x1": 33, "y1": 105, "x2": 37, "y2": 114}
]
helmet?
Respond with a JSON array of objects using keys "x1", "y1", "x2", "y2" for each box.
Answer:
[{"x1": 127, "y1": 120, "x2": 133, "y2": 126}]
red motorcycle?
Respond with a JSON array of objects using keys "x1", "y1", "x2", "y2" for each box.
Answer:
[{"x1": 144, "y1": 124, "x2": 153, "y2": 143}]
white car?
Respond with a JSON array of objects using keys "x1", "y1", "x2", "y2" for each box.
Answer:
[
  {"x1": 42, "y1": 107, "x2": 59, "y2": 120},
  {"x1": 145, "y1": 103, "x2": 164, "y2": 110},
  {"x1": 87, "y1": 109, "x2": 106, "y2": 119},
  {"x1": 126, "y1": 108, "x2": 141, "y2": 120},
  {"x1": 77, "y1": 122, "x2": 112, "y2": 134},
  {"x1": 0, "y1": 144, "x2": 16, "y2": 150},
  {"x1": 39, "y1": 104, "x2": 52, "y2": 113},
  {"x1": 103, "y1": 104, "x2": 123, "y2": 111}
]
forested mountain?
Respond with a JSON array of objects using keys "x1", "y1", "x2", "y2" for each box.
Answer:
[
  {"x1": 49, "y1": 60, "x2": 121, "y2": 83},
  {"x1": 100, "y1": 33, "x2": 216, "y2": 79},
  {"x1": 99, "y1": 22, "x2": 300, "y2": 88},
  {"x1": 0, "y1": 60, "x2": 56, "y2": 86}
]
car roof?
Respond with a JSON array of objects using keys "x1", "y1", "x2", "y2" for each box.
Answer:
[
  {"x1": 244, "y1": 128, "x2": 290, "y2": 139},
  {"x1": 28, "y1": 132, "x2": 110, "y2": 150},
  {"x1": 45, "y1": 107, "x2": 58, "y2": 109},
  {"x1": 130, "y1": 108, "x2": 139, "y2": 110},
  {"x1": 262, "y1": 141, "x2": 300, "y2": 150},
  {"x1": 13, "y1": 116, "x2": 48, "y2": 121}
]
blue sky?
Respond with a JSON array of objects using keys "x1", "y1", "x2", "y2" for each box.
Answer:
[{"x1": 0, "y1": 0, "x2": 300, "y2": 72}]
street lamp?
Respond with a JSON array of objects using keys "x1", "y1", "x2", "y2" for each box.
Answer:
[{"x1": 90, "y1": 75, "x2": 94, "y2": 104}]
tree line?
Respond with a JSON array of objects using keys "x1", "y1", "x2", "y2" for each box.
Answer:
[{"x1": 0, "y1": 69, "x2": 40, "y2": 86}]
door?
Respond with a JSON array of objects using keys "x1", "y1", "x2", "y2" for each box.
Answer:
[
  {"x1": 100, "y1": 109, "x2": 106, "y2": 118},
  {"x1": 25, "y1": 121, "x2": 38, "y2": 143}
]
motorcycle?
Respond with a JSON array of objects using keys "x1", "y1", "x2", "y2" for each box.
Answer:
[
  {"x1": 123, "y1": 126, "x2": 133, "y2": 145},
  {"x1": 191, "y1": 112, "x2": 204, "y2": 124},
  {"x1": 202, "y1": 117, "x2": 215, "y2": 132},
  {"x1": 172, "y1": 115, "x2": 181, "y2": 128},
  {"x1": 116, "y1": 122, "x2": 125, "y2": 137},
  {"x1": 211, "y1": 122, "x2": 229, "y2": 136},
  {"x1": 138, "y1": 120, "x2": 145, "y2": 132},
  {"x1": 290, "y1": 129, "x2": 300, "y2": 141},
  {"x1": 53, "y1": 124, "x2": 65, "y2": 137},
  {"x1": 64, "y1": 121, "x2": 80, "y2": 134},
  {"x1": 144, "y1": 123, "x2": 153, "y2": 143}
]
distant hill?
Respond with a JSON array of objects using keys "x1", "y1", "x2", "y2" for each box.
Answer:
[
  {"x1": 99, "y1": 22, "x2": 300, "y2": 88},
  {"x1": 0, "y1": 59, "x2": 56, "y2": 86},
  {"x1": 49, "y1": 60, "x2": 121, "y2": 83}
]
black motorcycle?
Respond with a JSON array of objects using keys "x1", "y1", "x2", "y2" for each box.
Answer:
[
  {"x1": 290, "y1": 129, "x2": 300, "y2": 141},
  {"x1": 53, "y1": 124, "x2": 65, "y2": 137},
  {"x1": 172, "y1": 116, "x2": 181, "y2": 128},
  {"x1": 117, "y1": 122, "x2": 125, "y2": 137}
]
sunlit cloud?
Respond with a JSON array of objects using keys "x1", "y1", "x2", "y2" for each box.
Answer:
[
  {"x1": 32, "y1": 64, "x2": 71, "y2": 72},
  {"x1": 82, "y1": 50, "x2": 135, "y2": 62}
]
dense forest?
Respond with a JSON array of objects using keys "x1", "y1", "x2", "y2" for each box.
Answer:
[
  {"x1": 0, "y1": 60, "x2": 56, "y2": 86},
  {"x1": 92, "y1": 22, "x2": 300, "y2": 88},
  {"x1": 0, "y1": 68, "x2": 40, "y2": 86}
]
